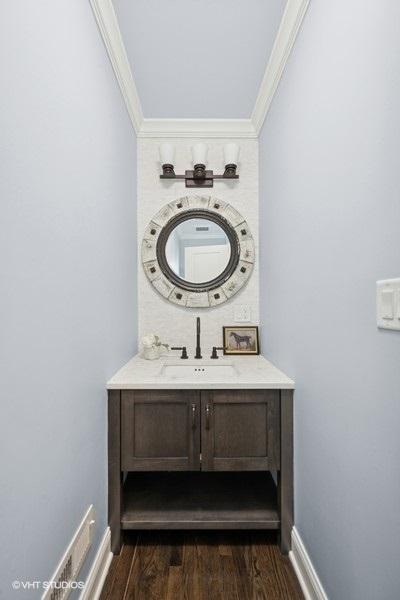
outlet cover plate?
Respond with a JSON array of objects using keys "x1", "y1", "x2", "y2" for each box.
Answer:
[{"x1": 377, "y1": 278, "x2": 400, "y2": 330}]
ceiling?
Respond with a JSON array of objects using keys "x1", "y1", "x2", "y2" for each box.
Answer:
[
  {"x1": 90, "y1": 0, "x2": 309, "y2": 136},
  {"x1": 112, "y1": 0, "x2": 286, "y2": 119}
]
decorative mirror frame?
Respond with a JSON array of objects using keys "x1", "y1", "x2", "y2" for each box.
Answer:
[{"x1": 141, "y1": 195, "x2": 255, "y2": 308}]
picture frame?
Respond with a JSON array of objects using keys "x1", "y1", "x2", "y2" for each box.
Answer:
[{"x1": 222, "y1": 326, "x2": 260, "y2": 355}]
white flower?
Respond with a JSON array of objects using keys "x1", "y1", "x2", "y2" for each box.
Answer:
[{"x1": 141, "y1": 333, "x2": 157, "y2": 349}]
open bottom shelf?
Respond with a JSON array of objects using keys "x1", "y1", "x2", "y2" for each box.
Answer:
[{"x1": 121, "y1": 471, "x2": 279, "y2": 530}]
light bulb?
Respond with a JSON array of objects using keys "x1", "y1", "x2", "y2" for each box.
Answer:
[
  {"x1": 159, "y1": 143, "x2": 175, "y2": 166},
  {"x1": 223, "y1": 143, "x2": 240, "y2": 166},
  {"x1": 192, "y1": 143, "x2": 208, "y2": 166}
]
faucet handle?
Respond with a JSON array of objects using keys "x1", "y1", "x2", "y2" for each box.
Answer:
[
  {"x1": 210, "y1": 346, "x2": 225, "y2": 359},
  {"x1": 170, "y1": 346, "x2": 188, "y2": 359}
]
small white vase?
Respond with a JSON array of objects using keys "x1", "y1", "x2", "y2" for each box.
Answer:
[{"x1": 143, "y1": 346, "x2": 160, "y2": 361}]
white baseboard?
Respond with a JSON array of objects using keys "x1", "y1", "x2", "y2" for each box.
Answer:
[
  {"x1": 289, "y1": 527, "x2": 328, "y2": 600},
  {"x1": 80, "y1": 527, "x2": 113, "y2": 600}
]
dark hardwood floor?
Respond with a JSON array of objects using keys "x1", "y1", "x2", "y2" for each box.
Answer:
[{"x1": 100, "y1": 531, "x2": 304, "y2": 600}]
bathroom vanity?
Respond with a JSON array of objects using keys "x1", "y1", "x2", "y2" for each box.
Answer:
[{"x1": 107, "y1": 355, "x2": 294, "y2": 554}]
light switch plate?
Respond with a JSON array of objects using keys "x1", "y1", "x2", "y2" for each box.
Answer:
[
  {"x1": 234, "y1": 304, "x2": 251, "y2": 322},
  {"x1": 377, "y1": 278, "x2": 400, "y2": 330}
]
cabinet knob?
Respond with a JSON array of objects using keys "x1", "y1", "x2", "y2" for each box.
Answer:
[
  {"x1": 205, "y1": 404, "x2": 211, "y2": 430},
  {"x1": 191, "y1": 403, "x2": 196, "y2": 429}
]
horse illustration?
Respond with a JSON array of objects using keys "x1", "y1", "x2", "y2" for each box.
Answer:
[{"x1": 229, "y1": 331, "x2": 252, "y2": 350}]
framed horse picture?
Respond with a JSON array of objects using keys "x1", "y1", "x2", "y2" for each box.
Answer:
[{"x1": 222, "y1": 326, "x2": 260, "y2": 355}]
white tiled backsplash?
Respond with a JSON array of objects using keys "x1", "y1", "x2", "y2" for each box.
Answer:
[{"x1": 137, "y1": 138, "x2": 259, "y2": 356}]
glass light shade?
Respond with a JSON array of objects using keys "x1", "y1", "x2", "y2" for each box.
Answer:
[
  {"x1": 224, "y1": 143, "x2": 240, "y2": 166},
  {"x1": 192, "y1": 143, "x2": 208, "y2": 166},
  {"x1": 159, "y1": 143, "x2": 175, "y2": 165}
]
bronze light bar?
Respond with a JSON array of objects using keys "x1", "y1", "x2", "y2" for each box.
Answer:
[{"x1": 159, "y1": 143, "x2": 240, "y2": 188}]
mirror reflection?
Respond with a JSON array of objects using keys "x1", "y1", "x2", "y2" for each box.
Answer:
[{"x1": 165, "y1": 218, "x2": 231, "y2": 284}]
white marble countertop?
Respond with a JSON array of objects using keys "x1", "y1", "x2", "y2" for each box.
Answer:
[{"x1": 107, "y1": 354, "x2": 294, "y2": 390}]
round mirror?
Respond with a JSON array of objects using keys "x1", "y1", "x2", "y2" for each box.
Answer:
[
  {"x1": 156, "y1": 209, "x2": 240, "y2": 292},
  {"x1": 165, "y1": 217, "x2": 231, "y2": 284}
]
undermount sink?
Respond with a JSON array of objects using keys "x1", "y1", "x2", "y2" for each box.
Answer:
[{"x1": 160, "y1": 361, "x2": 238, "y2": 380}]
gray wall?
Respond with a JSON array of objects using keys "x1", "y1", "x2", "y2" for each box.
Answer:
[
  {"x1": 113, "y1": 0, "x2": 285, "y2": 118},
  {"x1": 260, "y1": 1, "x2": 400, "y2": 599},
  {"x1": 0, "y1": 1, "x2": 137, "y2": 597}
]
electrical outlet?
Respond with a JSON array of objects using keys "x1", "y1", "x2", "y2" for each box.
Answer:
[{"x1": 234, "y1": 305, "x2": 251, "y2": 322}]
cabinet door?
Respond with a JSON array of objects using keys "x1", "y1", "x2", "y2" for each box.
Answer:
[
  {"x1": 121, "y1": 390, "x2": 200, "y2": 471},
  {"x1": 201, "y1": 390, "x2": 280, "y2": 471}
]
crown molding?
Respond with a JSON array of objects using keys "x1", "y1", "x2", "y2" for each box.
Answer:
[
  {"x1": 251, "y1": 0, "x2": 310, "y2": 135},
  {"x1": 90, "y1": 0, "x2": 309, "y2": 139},
  {"x1": 138, "y1": 119, "x2": 257, "y2": 139},
  {"x1": 90, "y1": 0, "x2": 143, "y2": 133}
]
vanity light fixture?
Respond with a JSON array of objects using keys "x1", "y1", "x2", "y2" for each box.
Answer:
[
  {"x1": 159, "y1": 143, "x2": 240, "y2": 188},
  {"x1": 159, "y1": 143, "x2": 175, "y2": 177}
]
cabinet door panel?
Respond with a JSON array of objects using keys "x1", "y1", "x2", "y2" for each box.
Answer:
[
  {"x1": 213, "y1": 403, "x2": 267, "y2": 458},
  {"x1": 121, "y1": 390, "x2": 200, "y2": 471},
  {"x1": 201, "y1": 390, "x2": 280, "y2": 471}
]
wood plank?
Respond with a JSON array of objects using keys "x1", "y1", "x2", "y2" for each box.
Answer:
[
  {"x1": 98, "y1": 552, "x2": 119, "y2": 600},
  {"x1": 195, "y1": 533, "x2": 224, "y2": 600},
  {"x1": 166, "y1": 566, "x2": 184, "y2": 600},
  {"x1": 230, "y1": 532, "x2": 253, "y2": 599},
  {"x1": 181, "y1": 532, "x2": 202, "y2": 600},
  {"x1": 251, "y1": 531, "x2": 304, "y2": 599},
  {"x1": 221, "y1": 555, "x2": 242, "y2": 599},
  {"x1": 123, "y1": 532, "x2": 170, "y2": 600},
  {"x1": 103, "y1": 542, "x2": 134, "y2": 600}
]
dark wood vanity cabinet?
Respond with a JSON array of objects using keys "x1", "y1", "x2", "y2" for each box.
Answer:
[
  {"x1": 120, "y1": 389, "x2": 279, "y2": 473},
  {"x1": 109, "y1": 388, "x2": 293, "y2": 555}
]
